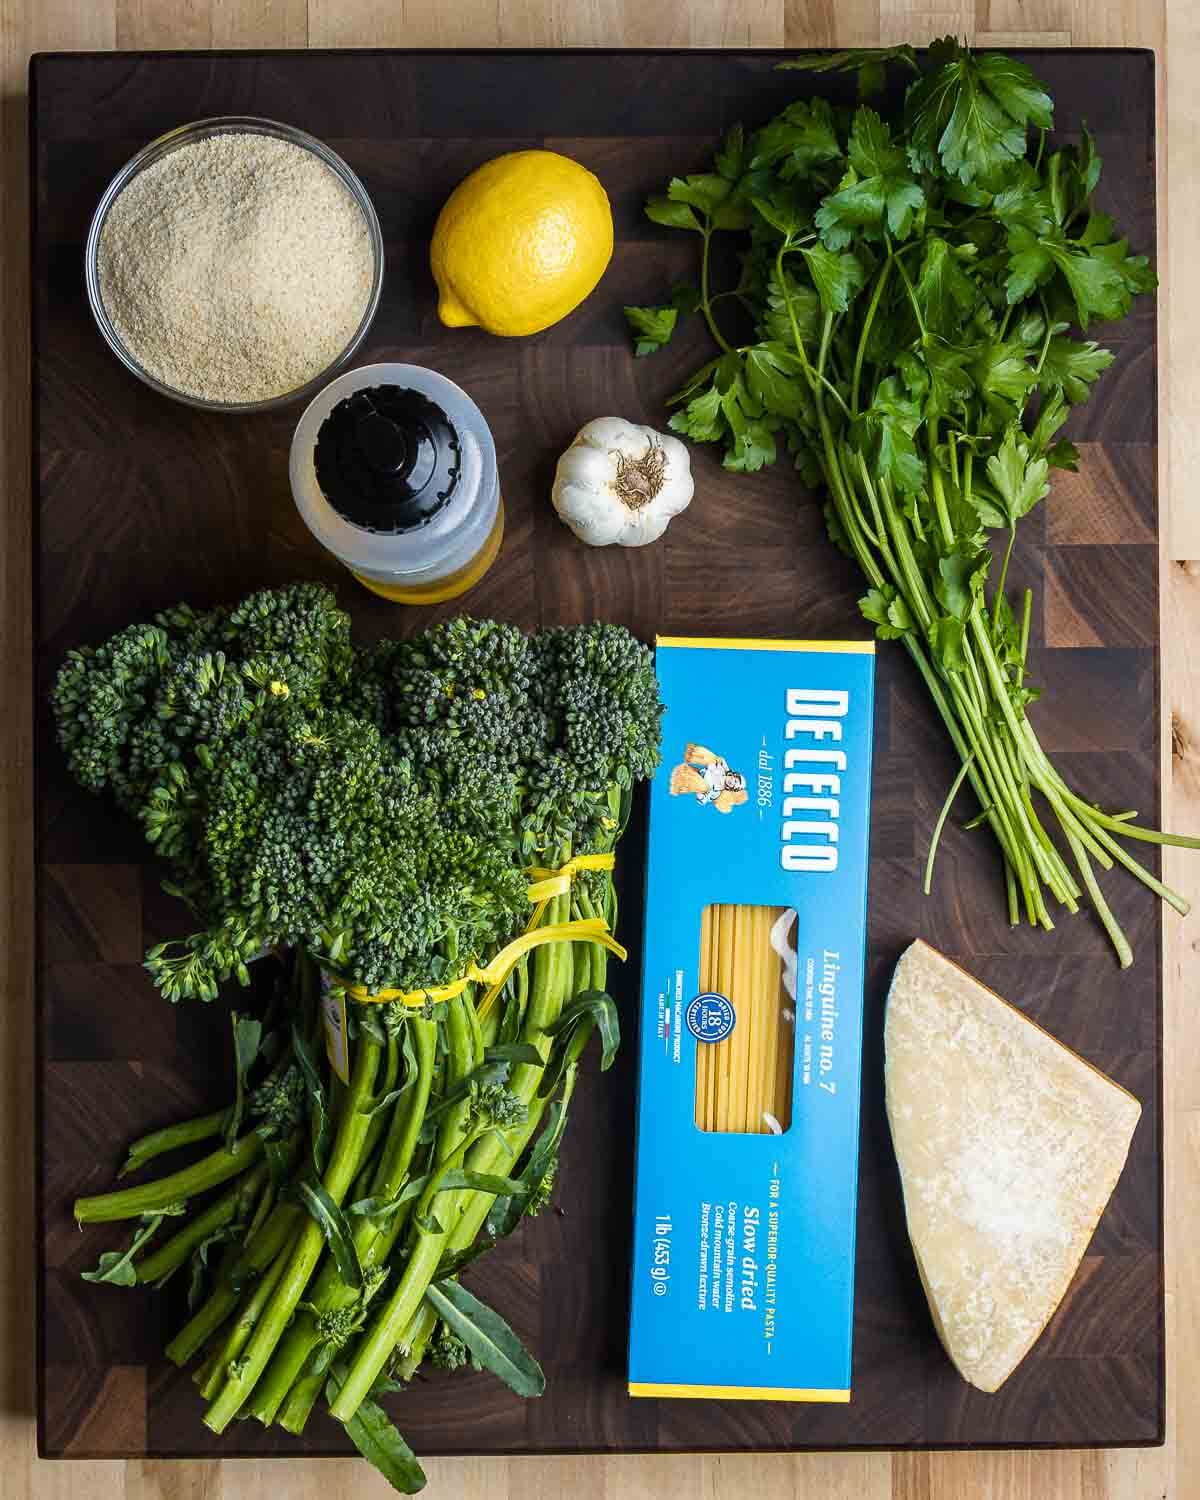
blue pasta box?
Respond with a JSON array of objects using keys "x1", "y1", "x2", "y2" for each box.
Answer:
[{"x1": 628, "y1": 636, "x2": 875, "y2": 1401}]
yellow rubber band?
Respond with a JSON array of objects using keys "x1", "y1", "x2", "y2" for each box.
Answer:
[
  {"x1": 524, "y1": 851, "x2": 615, "y2": 901},
  {"x1": 338, "y1": 917, "x2": 626, "y2": 1007}
]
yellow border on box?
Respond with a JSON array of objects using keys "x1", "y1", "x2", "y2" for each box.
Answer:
[
  {"x1": 628, "y1": 1382, "x2": 852, "y2": 1402},
  {"x1": 656, "y1": 636, "x2": 875, "y2": 654}
]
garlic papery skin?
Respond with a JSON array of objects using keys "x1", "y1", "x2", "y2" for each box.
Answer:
[{"x1": 551, "y1": 417, "x2": 694, "y2": 547}]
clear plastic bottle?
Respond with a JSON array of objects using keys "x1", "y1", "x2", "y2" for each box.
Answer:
[{"x1": 289, "y1": 361, "x2": 503, "y2": 603}]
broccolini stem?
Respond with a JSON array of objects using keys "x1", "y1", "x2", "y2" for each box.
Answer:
[
  {"x1": 195, "y1": 1243, "x2": 294, "y2": 1402},
  {"x1": 246, "y1": 1018, "x2": 438, "y2": 1427},
  {"x1": 436, "y1": 994, "x2": 479, "y2": 1163},
  {"x1": 135, "y1": 1162, "x2": 270, "y2": 1284},
  {"x1": 166, "y1": 1200, "x2": 303, "y2": 1367},
  {"x1": 358, "y1": 1033, "x2": 401, "y2": 1164},
  {"x1": 203, "y1": 1035, "x2": 383, "y2": 1433},
  {"x1": 331, "y1": 879, "x2": 573, "y2": 1422},
  {"x1": 75, "y1": 1132, "x2": 265, "y2": 1223},
  {"x1": 118, "y1": 1110, "x2": 227, "y2": 1178},
  {"x1": 276, "y1": 1364, "x2": 325, "y2": 1436}
]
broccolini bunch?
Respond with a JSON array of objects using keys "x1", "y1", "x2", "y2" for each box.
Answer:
[{"x1": 58, "y1": 585, "x2": 661, "y2": 1493}]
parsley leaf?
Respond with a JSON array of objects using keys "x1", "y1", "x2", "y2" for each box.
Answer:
[
  {"x1": 985, "y1": 425, "x2": 1051, "y2": 528},
  {"x1": 750, "y1": 98, "x2": 843, "y2": 178},
  {"x1": 624, "y1": 304, "x2": 678, "y2": 358},
  {"x1": 669, "y1": 380, "x2": 725, "y2": 443},
  {"x1": 914, "y1": 237, "x2": 979, "y2": 338},
  {"x1": 645, "y1": 195, "x2": 702, "y2": 233},
  {"x1": 780, "y1": 45, "x2": 919, "y2": 99},
  {"x1": 744, "y1": 343, "x2": 811, "y2": 422},
  {"x1": 908, "y1": 41, "x2": 1049, "y2": 185},
  {"x1": 934, "y1": 545, "x2": 990, "y2": 619},
  {"x1": 854, "y1": 376, "x2": 925, "y2": 494},
  {"x1": 816, "y1": 109, "x2": 925, "y2": 248},
  {"x1": 715, "y1": 123, "x2": 750, "y2": 182},
  {"x1": 1037, "y1": 336, "x2": 1115, "y2": 403},
  {"x1": 860, "y1": 585, "x2": 914, "y2": 640},
  {"x1": 763, "y1": 264, "x2": 822, "y2": 346},
  {"x1": 801, "y1": 244, "x2": 867, "y2": 314},
  {"x1": 973, "y1": 338, "x2": 1037, "y2": 410}
]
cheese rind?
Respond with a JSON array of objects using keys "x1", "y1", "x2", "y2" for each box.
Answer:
[{"x1": 884, "y1": 940, "x2": 1141, "y2": 1394}]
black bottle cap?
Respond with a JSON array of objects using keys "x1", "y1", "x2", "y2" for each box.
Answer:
[{"x1": 313, "y1": 385, "x2": 462, "y2": 534}]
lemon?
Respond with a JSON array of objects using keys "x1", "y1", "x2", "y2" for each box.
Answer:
[{"x1": 431, "y1": 150, "x2": 613, "y2": 337}]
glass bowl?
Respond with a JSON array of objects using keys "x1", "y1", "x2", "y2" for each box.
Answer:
[{"x1": 83, "y1": 116, "x2": 385, "y2": 414}]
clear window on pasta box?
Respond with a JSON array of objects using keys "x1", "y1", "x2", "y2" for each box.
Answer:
[{"x1": 693, "y1": 903, "x2": 796, "y2": 1135}]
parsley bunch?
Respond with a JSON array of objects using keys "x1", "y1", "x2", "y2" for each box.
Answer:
[{"x1": 627, "y1": 39, "x2": 1197, "y2": 964}]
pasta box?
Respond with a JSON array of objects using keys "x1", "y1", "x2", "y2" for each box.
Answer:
[{"x1": 628, "y1": 636, "x2": 876, "y2": 1401}]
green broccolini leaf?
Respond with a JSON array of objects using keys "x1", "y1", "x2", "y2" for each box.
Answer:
[
  {"x1": 222, "y1": 1012, "x2": 263, "y2": 1152},
  {"x1": 624, "y1": 304, "x2": 678, "y2": 357},
  {"x1": 326, "y1": 1366, "x2": 427, "y2": 1494},
  {"x1": 349, "y1": 1168, "x2": 526, "y2": 1223},
  {"x1": 286, "y1": 1179, "x2": 362, "y2": 1290},
  {"x1": 291, "y1": 1023, "x2": 333, "y2": 1175},
  {"x1": 425, "y1": 1279, "x2": 546, "y2": 1398},
  {"x1": 82, "y1": 1213, "x2": 165, "y2": 1286},
  {"x1": 544, "y1": 990, "x2": 620, "y2": 1070}
]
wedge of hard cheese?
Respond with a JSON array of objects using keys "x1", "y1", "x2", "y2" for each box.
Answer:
[{"x1": 884, "y1": 940, "x2": 1141, "y2": 1394}]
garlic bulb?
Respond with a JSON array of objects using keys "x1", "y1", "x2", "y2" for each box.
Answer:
[{"x1": 551, "y1": 417, "x2": 694, "y2": 547}]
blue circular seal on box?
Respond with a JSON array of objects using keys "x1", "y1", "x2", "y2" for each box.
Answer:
[{"x1": 686, "y1": 991, "x2": 736, "y2": 1044}]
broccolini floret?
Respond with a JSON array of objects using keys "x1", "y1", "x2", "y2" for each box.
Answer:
[
  {"x1": 429, "y1": 1323, "x2": 478, "y2": 1372},
  {"x1": 52, "y1": 588, "x2": 663, "y2": 1003}
]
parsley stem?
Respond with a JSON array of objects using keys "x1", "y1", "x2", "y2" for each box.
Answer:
[
  {"x1": 993, "y1": 524, "x2": 1017, "y2": 631},
  {"x1": 1065, "y1": 827, "x2": 1132, "y2": 961},
  {"x1": 1018, "y1": 588, "x2": 1032, "y2": 686},
  {"x1": 700, "y1": 229, "x2": 735, "y2": 356},
  {"x1": 776, "y1": 250, "x2": 851, "y2": 417},
  {"x1": 924, "y1": 753, "x2": 975, "y2": 895},
  {"x1": 892, "y1": 252, "x2": 927, "y2": 339},
  {"x1": 852, "y1": 257, "x2": 893, "y2": 415}
]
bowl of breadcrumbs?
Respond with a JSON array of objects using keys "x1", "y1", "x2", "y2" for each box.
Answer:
[{"x1": 85, "y1": 116, "x2": 384, "y2": 412}]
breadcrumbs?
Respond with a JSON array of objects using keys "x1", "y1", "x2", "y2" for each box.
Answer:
[{"x1": 97, "y1": 132, "x2": 374, "y2": 404}]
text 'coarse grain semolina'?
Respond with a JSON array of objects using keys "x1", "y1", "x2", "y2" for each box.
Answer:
[{"x1": 97, "y1": 132, "x2": 375, "y2": 404}]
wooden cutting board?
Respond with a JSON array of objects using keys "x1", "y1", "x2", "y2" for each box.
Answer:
[{"x1": 31, "y1": 47, "x2": 1163, "y2": 1459}]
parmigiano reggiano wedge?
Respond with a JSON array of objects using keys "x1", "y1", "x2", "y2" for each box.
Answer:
[{"x1": 884, "y1": 940, "x2": 1141, "y2": 1394}]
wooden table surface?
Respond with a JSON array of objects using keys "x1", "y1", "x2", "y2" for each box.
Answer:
[{"x1": 3, "y1": 3, "x2": 1198, "y2": 1500}]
